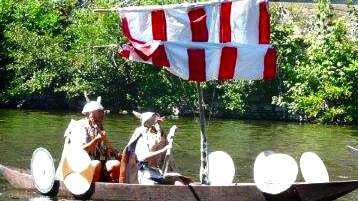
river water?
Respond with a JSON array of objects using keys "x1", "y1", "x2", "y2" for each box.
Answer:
[{"x1": 0, "y1": 109, "x2": 357, "y2": 200}]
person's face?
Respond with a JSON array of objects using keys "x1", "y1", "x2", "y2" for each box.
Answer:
[
  {"x1": 89, "y1": 110, "x2": 105, "y2": 124},
  {"x1": 151, "y1": 123, "x2": 161, "y2": 133}
]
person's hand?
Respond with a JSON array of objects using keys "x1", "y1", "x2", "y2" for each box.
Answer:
[
  {"x1": 164, "y1": 144, "x2": 172, "y2": 151},
  {"x1": 94, "y1": 134, "x2": 103, "y2": 143},
  {"x1": 94, "y1": 131, "x2": 106, "y2": 143},
  {"x1": 100, "y1": 130, "x2": 107, "y2": 140}
]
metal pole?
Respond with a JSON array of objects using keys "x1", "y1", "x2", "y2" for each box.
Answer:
[{"x1": 197, "y1": 82, "x2": 209, "y2": 184}]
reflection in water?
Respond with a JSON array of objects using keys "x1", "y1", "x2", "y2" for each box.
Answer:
[{"x1": 0, "y1": 109, "x2": 357, "y2": 200}]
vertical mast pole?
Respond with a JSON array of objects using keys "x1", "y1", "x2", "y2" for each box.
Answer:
[
  {"x1": 197, "y1": 82, "x2": 209, "y2": 184},
  {"x1": 191, "y1": 0, "x2": 208, "y2": 183}
]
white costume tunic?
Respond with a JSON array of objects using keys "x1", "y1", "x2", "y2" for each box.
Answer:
[{"x1": 129, "y1": 126, "x2": 166, "y2": 184}]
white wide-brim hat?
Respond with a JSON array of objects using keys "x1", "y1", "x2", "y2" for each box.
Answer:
[{"x1": 82, "y1": 96, "x2": 104, "y2": 115}]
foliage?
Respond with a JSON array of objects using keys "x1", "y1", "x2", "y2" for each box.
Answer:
[
  {"x1": 271, "y1": 0, "x2": 358, "y2": 123},
  {"x1": 0, "y1": 0, "x2": 198, "y2": 113},
  {"x1": 0, "y1": 0, "x2": 357, "y2": 124}
]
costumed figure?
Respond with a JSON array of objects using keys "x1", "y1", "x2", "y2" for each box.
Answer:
[
  {"x1": 119, "y1": 111, "x2": 191, "y2": 185},
  {"x1": 56, "y1": 93, "x2": 121, "y2": 182}
]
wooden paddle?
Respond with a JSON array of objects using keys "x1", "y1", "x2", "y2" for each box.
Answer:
[
  {"x1": 347, "y1": 145, "x2": 358, "y2": 156},
  {"x1": 160, "y1": 126, "x2": 194, "y2": 185},
  {"x1": 162, "y1": 125, "x2": 177, "y2": 174}
]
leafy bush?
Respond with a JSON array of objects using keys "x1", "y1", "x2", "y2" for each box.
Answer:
[
  {"x1": 272, "y1": 0, "x2": 358, "y2": 123},
  {"x1": 0, "y1": 0, "x2": 357, "y2": 123}
]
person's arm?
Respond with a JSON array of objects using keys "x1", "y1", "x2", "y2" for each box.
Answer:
[
  {"x1": 82, "y1": 132, "x2": 103, "y2": 153},
  {"x1": 138, "y1": 144, "x2": 172, "y2": 162}
]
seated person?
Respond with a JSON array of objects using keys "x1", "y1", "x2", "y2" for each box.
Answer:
[
  {"x1": 123, "y1": 111, "x2": 190, "y2": 185},
  {"x1": 56, "y1": 95, "x2": 120, "y2": 182}
]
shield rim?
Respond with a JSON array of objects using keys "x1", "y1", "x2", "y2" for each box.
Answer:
[{"x1": 31, "y1": 147, "x2": 55, "y2": 194}]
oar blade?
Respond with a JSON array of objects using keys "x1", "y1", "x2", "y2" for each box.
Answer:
[{"x1": 347, "y1": 145, "x2": 358, "y2": 156}]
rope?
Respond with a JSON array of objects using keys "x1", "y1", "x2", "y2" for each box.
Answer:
[{"x1": 179, "y1": 79, "x2": 196, "y2": 119}]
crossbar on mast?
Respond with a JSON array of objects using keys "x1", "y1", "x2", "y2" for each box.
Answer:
[
  {"x1": 93, "y1": 8, "x2": 118, "y2": 13},
  {"x1": 93, "y1": 44, "x2": 119, "y2": 48}
]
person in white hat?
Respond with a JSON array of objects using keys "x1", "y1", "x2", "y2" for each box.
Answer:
[
  {"x1": 56, "y1": 94, "x2": 120, "y2": 183},
  {"x1": 126, "y1": 111, "x2": 171, "y2": 184}
]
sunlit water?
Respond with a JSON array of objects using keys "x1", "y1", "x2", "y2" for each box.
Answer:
[{"x1": 0, "y1": 109, "x2": 357, "y2": 200}]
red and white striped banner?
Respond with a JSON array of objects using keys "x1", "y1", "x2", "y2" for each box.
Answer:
[
  {"x1": 119, "y1": 0, "x2": 270, "y2": 45},
  {"x1": 119, "y1": 41, "x2": 276, "y2": 82}
]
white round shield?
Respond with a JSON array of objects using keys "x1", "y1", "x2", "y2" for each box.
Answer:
[
  {"x1": 208, "y1": 151, "x2": 235, "y2": 185},
  {"x1": 254, "y1": 152, "x2": 298, "y2": 194},
  {"x1": 31, "y1": 147, "x2": 56, "y2": 194},
  {"x1": 63, "y1": 147, "x2": 93, "y2": 195},
  {"x1": 64, "y1": 172, "x2": 91, "y2": 195},
  {"x1": 300, "y1": 152, "x2": 329, "y2": 183}
]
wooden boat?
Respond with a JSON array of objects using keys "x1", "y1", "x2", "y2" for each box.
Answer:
[
  {"x1": 347, "y1": 145, "x2": 358, "y2": 156},
  {"x1": 1, "y1": 163, "x2": 358, "y2": 201}
]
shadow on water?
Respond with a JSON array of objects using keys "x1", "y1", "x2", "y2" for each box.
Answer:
[{"x1": 0, "y1": 109, "x2": 357, "y2": 201}]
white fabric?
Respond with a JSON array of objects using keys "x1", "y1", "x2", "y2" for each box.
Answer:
[
  {"x1": 132, "y1": 127, "x2": 150, "y2": 162},
  {"x1": 120, "y1": 0, "x2": 267, "y2": 44},
  {"x1": 125, "y1": 11, "x2": 153, "y2": 42},
  {"x1": 234, "y1": 43, "x2": 267, "y2": 80},
  {"x1": 206, "y1": 3, "x2": 220, "y2": 43},
  {"x1": 67, "y1": 120, "x2": 89, "y2": 147},
  {"x1": 164, "y1": 42, "x2": 190, "y2": 80},
  {"x1": 165, "y1": 7, "x2": 192, "y2": 42},
  {"x1": 56, "y1": 119, "x2": 88, "y2": 180},
  {"x1": 205, "y1": 47, "x2": 222, "y2": 81},
  {"x1": 130, "y1": 127, "x2": 165, "y2": 184},
  {"x1": 231, "y1": 0, "x2": 260, "y2": 44},
  {"x1": 82, "y1": 101, "x2": 104, "y2": 114},
  {"x1": 140, "y1": 112, "x2": 155, "y2": 127},
  {"x1": 130, "y1": 127, "x2": 162, "y2": 156}
]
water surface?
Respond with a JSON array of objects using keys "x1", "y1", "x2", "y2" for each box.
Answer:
[{"x1": 0, "y1": 109, "x2": 357, "y2": 200}]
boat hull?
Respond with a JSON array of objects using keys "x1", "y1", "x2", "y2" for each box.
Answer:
[{"x1": 1, "y1": 164, "x2": 358, "y2": 201}]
